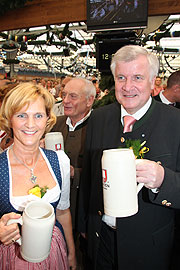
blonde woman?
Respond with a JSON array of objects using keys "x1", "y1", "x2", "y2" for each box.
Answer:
[{"x1": 0, "y1": 82, "x2": 76, "y2": 269}]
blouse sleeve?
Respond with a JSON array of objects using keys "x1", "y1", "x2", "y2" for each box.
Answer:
[{"x1": 56, "y1": 150, "x2": 70, "y2": 210}]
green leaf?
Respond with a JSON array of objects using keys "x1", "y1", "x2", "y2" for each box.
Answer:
[
  {"x1": 40, "y1": 186, "x2": 49, "y2": 198},
  {"x1": 120, "y1": 139, "x2": 149, "y2": 159}
]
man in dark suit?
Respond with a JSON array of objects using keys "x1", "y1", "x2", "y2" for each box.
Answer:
[
  {"x1": 78, "y1": 45, "x2": 180, "y2": 270},
  {"x1": 154, "y1": 70, "x2": 180, "y2": 109},
  {"x1": 51, "y1": 77, "x2": 96, "y2": 269},
  {"x1": 154, "y1": 70, "x2": 180, "y2": 270}
]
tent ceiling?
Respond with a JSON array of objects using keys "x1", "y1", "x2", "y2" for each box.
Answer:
[{"x1": 0, "y1": 15, "x2": 180, "y2": 78}]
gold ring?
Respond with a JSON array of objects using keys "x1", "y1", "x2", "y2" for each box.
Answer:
[{"x1": 12, "y1": 238, "x2": 15, "y2": 243}]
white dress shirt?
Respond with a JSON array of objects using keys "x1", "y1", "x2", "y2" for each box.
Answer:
[
  {"x1": 66, "y1": 110, "x2": 92, "y2": 131},
  {"x1": 159, "y1": 91, "x2": 175, "y2": 105}
]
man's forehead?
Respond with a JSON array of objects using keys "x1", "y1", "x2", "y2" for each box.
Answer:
[{"x1": 64, "y1": 80, "x2": 85, "y2": 92}]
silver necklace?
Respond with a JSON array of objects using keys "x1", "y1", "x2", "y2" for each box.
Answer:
[{"x1": 12, "y1": 147, "x2": 40, "y2": 184}]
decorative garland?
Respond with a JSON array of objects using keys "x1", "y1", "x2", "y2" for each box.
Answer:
[{"x1": 0, "y1": 0, "x2": 34, "y2": 16}]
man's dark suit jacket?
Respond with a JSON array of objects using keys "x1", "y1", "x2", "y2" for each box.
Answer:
[
  {"x1": 78, "y1": 100, "x2": 180, "y2": 270},
  {"x1": 154, "y1": 93, "x2": 180, "y2": 109},
  {"x1": 154, "y1": 94, "x2": 180, "y2": 269}
]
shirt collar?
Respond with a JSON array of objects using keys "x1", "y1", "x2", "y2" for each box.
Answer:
[
  {"x1": 159, "y1": 91, "x2": 172, "y2": 105},
  {"x1": 66, "y1": 110, "x2": 92, "y2": 131},
  {"x1": 121, "y1": 97, "x2": 152, "y2": 124}
]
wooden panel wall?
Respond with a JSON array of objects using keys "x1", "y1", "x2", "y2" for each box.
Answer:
[
  {"x1": 149, "y1": 0, "x2": 180, "y2": 15},
  {"x1": 0, "y1": 0, "x2": 86, "y2": 31},
  {"x1": 0, "y1": 0, "x2": 180, "y2": 32}
]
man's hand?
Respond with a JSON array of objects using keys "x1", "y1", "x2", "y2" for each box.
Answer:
[
  {"x1": 136, "y1": 159, "x2": 164, "y2": 189},
  {"x1": 70, "y1": 165, "x2": 74, "y2": 178},
  {"x1": 80, "y1": 232, "x2": 87, "y2": 239}
]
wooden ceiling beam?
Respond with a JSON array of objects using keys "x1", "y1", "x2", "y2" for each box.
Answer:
[{"x1": 0, "y1": 0, "x2": 179, "y2": 32}]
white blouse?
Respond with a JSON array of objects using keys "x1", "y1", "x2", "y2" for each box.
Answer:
[{"x1": 8, "y1": 148, "x2": 70, "y2": 212}]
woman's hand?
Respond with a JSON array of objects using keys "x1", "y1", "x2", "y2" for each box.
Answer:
[
  {"x1": 56, "y1": 208, "x2": 77, "y2": 269},
  {"x1": 68, "y1": 251, "x2": 77, "y2": 270},
  {"x1": 0, "y1": 212, "x2": 21, "y2": 245}
]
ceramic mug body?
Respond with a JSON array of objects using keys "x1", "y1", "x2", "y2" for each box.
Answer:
[
  {"x1": 102, "y1": 148, "x2": 143, "y2": 217},
  {"x1": 45, "y1": 132, "x2": 64, "y2": 151},
  {"x1": 8, "y1": 201, "x2": 55, "y2": 263}
]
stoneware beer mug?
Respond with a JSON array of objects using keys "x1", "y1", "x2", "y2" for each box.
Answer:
[
  {"x1": 7, "y1": 201, "x2": 55, "y2": 263},
  {"x1": 101, "y1": 148, "x2": 144, "y2": 217},
  {"x1": 45, "y1": 132, "x2": 64, "y2": 151}
]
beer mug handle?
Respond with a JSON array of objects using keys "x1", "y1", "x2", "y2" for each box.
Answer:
[
  {"x1": 135, "y1": 159, "x2": 144, "y2": 194},
  {"x1": 137, "y1": 183, "x2": 144, "y2": 194},
  {"x1": 7, "y1": 217, "x2": 23, "y2": 245}
]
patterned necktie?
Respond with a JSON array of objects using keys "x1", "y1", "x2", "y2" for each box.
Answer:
[{"x1": 123, "y1": 115, "x2": 136, "y2": 133}]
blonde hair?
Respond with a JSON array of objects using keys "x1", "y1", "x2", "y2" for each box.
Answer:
[{"x1": 0, "y1": 82, "x2": 56, "y2": 136}]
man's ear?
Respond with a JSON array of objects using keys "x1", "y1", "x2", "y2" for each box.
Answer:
[
  {"x1": 151, "y1": 76, "x2": 156, "y2": 90},
  {"x1": 87, "y1": 95, "x2": 95, "y2": 108},
  {"x1": 173, "y1": 85, "x2": 180, "y2": 93}
]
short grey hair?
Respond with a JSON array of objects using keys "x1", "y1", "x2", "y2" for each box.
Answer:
[
  {"x1": 72, "y1": 77, "x2": 96, "y2": 98},
  {"x1": 110, "y1": 45, "x2": 159, "y2": 82}
]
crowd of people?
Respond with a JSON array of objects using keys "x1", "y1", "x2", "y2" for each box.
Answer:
[{"x1": 0, "y1": 45, "x2": 180, "y2": 270}]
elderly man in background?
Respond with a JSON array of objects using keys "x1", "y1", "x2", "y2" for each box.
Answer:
[{"x1": 51, "y1": 77, "x2": 96, "y2": 269}]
